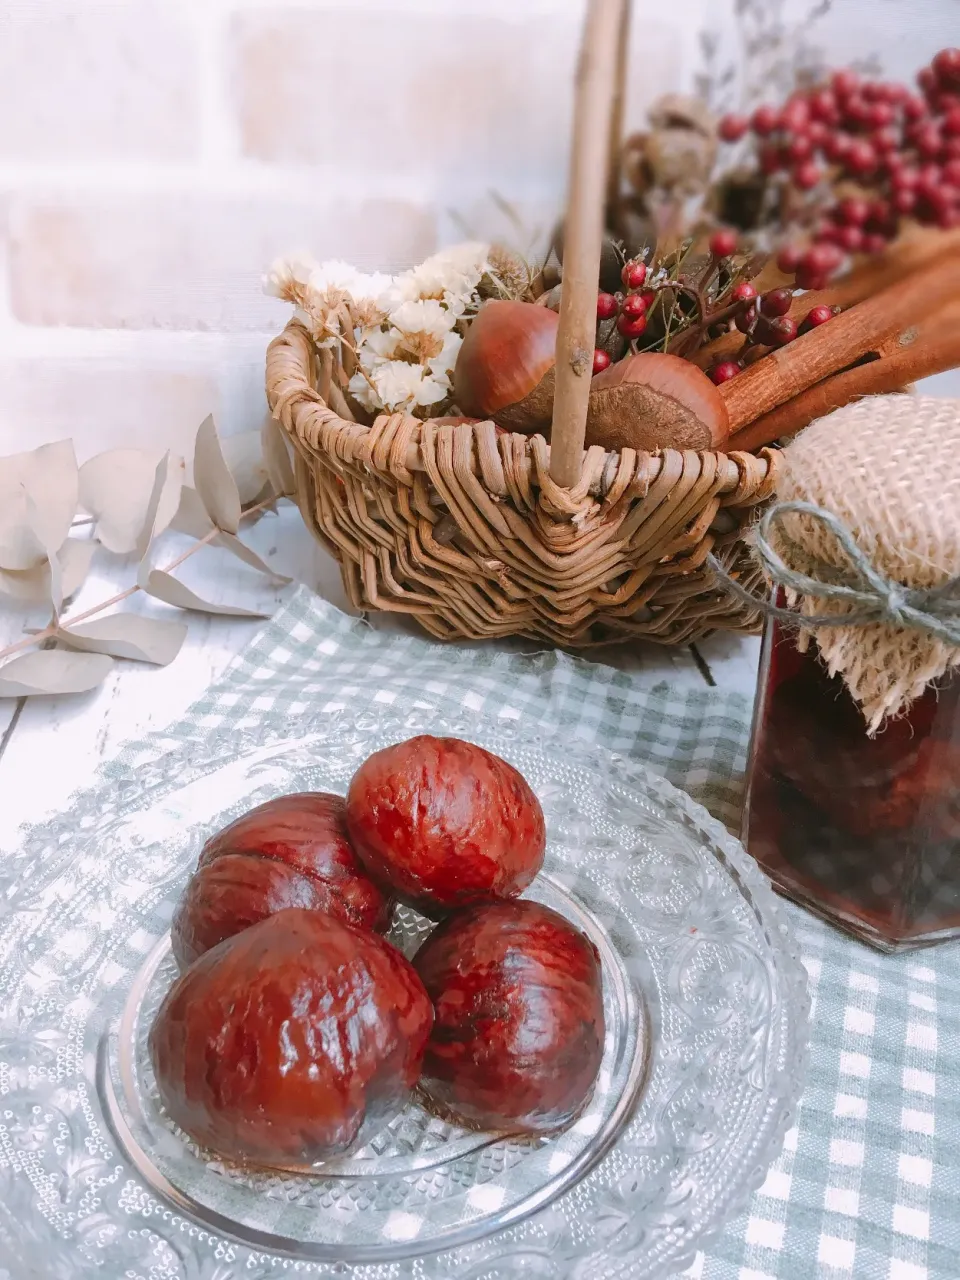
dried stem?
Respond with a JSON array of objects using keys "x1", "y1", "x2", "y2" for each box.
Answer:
[
  {"x1": 0, "y1": 495, "x2": 277, "y2": 665},
  {"x1": 550, "y1": 0, "x2": 626, "y2": 487}
]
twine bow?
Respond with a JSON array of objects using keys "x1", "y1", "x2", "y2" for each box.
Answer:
[{"x1": 707, "y1": 500, "x2": 960, "y2": 646}]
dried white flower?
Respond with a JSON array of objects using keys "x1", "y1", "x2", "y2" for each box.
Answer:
[
  {"x1": 308, "y1": 260, "x2": 393, "y2": 303},
  {"x1": 428, "y1": 329, "x2": 463, "y2": 377},
  {"x1": 361, "y1": 327, "x2": 401, "y2": 363},
  {"x1": 386, "y1": 241, "x2": 490, "y2": 308},
  {"x1": 263, "y1": 253, "x2": 318, "y2": 301},
  {"x1": 389, "y1": 299, "x2": 457, "y2": 339},
  {"x1": 365, "y1": 361, "x2": 448, "y2": 411},
  {"x1": 269, "y1": 245, "x2": 487, "y2": 419},
  {"x1": 348, "y1": 370, "x2": 382, "y2": 413}
]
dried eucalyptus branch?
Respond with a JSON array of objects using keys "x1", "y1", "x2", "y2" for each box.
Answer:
[
  {"x1": 0, "y1": 493, "x2": 277, "y2": 667},
  {"x1": 0, "y1": 416, "x2": 298, "y2": 699}
]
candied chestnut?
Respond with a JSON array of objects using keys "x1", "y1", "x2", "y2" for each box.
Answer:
[
  {"x1": 345, "y1": 736, "x2": 546, "y2": 919},
  {"x1": 172, "y1": 793, "x2": 393, "y2": 967},
  {"x1": 200, "y1": 792, "x2": 392, "y2": 932},
  {"x1": 150, "y1": 908, "x2": 433, "y2": 1166},
  {"x1": 412, "y1": 900, "x2": 604, "y2": 1133},
  {"x1": 172, "y1": 853, "x2": 333, "y2": 969}
]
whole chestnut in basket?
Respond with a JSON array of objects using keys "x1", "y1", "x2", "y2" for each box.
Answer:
[
  {"x1": 345, "y1": 736, "x2": 546, "y2": 919},
  {"x1": 172, "y1": 793, "x2": 392, "y2": 968},
  {"x1": 453, "y1": 300, "x2": 558, "y2": 435},
  {"x1": 585, "y1": 352, "x2": 730, "y2": 452},
  {"x1": 150, "y1": 908, "x2": 433, "y2": 1166},
  {"x1": 412, "y1": 900, "x2": 605, "y2": 1133}
]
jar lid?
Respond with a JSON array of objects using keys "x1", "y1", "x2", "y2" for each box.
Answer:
[{"x1": 770, "y1": 394, "x2": 960, "y2": 732}]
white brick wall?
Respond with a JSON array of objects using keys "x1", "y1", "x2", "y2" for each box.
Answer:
[{"x1": 0, "y1": 0, "x2": 955, "y2": 460}]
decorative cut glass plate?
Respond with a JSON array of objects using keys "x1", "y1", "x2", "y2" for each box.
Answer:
[{"x1": 0, "y1": 703, "x2": 808, "y2": 1279}]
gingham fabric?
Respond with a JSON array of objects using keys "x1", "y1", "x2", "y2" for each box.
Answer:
[{"x1": 103, "y1": 587, "x2": 960, "y2": 1280}]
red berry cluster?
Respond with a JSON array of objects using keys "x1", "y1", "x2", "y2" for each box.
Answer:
[
  {"x1": 708, "y1": 290, "x2": 837, "y2": 384},
  {"x1": 593, "y1": 258, "x2": 654, "y2": 370},
  {"x1": 718, "y1": 48, "x2": 960, "y2": 284}
]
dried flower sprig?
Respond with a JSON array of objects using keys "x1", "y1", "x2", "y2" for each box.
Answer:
[
  {"x1": 264, "y1": 243, "x2": 493, "y2": 419},
  {"x1": 0, "y1": 417, "x2": 296, "y2": 699}
]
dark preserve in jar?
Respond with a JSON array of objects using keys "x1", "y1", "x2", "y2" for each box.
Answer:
[{"x1": 743, "y1": 620, "x2": 960, "y2": 951}]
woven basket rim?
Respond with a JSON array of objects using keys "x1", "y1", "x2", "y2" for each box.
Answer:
[{"x1": 266, "y1": 318, "x2": 777, "y2": 509}]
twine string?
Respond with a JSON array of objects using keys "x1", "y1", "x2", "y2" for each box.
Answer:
[{"x1": 707, "y1": 500, "x2": 960, "y2": 646}]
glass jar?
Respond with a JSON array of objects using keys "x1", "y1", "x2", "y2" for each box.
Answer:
[{"x1": 742, "y1": 618, "x2": 960, "y2": 951}]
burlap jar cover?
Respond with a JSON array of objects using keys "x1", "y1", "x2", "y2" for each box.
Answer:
[{"x1": 717, "y1": 395, "x2": 960, "y2": 734}]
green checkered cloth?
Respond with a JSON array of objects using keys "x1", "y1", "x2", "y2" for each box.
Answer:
[{"x1": 108, "y1": 587, "x2": 959, "y2": 1280}]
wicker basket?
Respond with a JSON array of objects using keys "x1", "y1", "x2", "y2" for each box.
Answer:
[{"x1": 265, "y1": 0, "x2": 780, "y2": 648}]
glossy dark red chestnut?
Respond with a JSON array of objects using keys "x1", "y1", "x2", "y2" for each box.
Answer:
[
  {"x1": 412, "y1": 900, "x2": 605, "y2": 1133},
  {"x1": 345, "y1": 736, "x2": 546, "y2": 919},
  {"x1": 150, "y1": 908, "x2": 433, "y2": 1166},
  {"x1": 172, "y1": 793, "x2": 393, "y2": 967}
]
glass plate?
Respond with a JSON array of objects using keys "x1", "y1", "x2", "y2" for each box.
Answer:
[{"x1": 0, "y1": 702, "x2": 808, "y2": 1279}]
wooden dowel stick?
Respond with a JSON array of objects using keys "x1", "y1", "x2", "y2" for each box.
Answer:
[{"x1": 550, "y1": 0, "x2": 626, "y2": 489}]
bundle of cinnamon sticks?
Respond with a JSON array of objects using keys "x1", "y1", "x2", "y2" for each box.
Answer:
[{"x1": 695, "y1": 228, "x2": 960, "y2": 452}]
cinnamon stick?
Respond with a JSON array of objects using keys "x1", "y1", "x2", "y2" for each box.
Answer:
[
  {"x1": 690, "y1": 227, "x2": 960, "y2": 373},
  {"x1": 727, "y1": 314, "x2": 960, "y2": 452},
  {"x1": 717, "y1": 251, "x2": 960, "y2": 433}
]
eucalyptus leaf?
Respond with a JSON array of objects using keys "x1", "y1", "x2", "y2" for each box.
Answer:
[
  {"x1": 0, "y1": 540, "x2": 95, "y2": 605},
  {"x1": 215, "y1": 532, "x2": 291, "y2": 582},
  {"x1": 0, "y1": 649, "x2": 114, "y2": 698},
  {"x1": 223, "y1": 431, "x2": 272, "y2": 506},
  {"x1": 167, "y1": 486, "x2": 287, "y2": 579},
  {"x1": 138, "y1": 568, "x2": 271, "y2": 618},
  {"x1": 169, "y1": 486, "x2": 215, "y2": 540},
  {"x1": 61, "y1": 540, "x2": 97, "y2": 599},
  {"x1": 0, "y1": 561, "x2": 51, "y2": 604},
  {"x1": 194, "y1": 415, "x2": 241, "y2": 534},
  {"x1": 23, "y1": 489, "x2": 69, "y2": 616},
  {"x1": 135, "y1": 452, "x2": 186, "y2": 560},
  {"x1": 57, "y1": 614, "x2": 187, "y2": 666},
  {"x1": 261, "y1": 418, "x2": 296, "y2": 498},
  {"x1": 0, "y1": 440, "x2": 78, "y2": 570},
  {"x1": 79, "y1": 448, "x2": 184, "y2": 555}
]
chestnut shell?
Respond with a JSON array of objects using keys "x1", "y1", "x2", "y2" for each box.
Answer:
[
  {"x1": 345, "y1": 735, "x2": 546, "y2": 919},
  {"x1": 150, "y1": 908, "x2": 434, "y2": 1166},
  {"x1": 412, "y1": 900, "x2": 605, "y2": 1133},
  {"x1": 585, "y1": 351, "x2": 730, "y2": 452},
  {"x1": 453, "y1": 299, "x2": 558, "y2": 435}
]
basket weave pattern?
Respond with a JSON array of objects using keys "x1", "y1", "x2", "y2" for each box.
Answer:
[{"x1": 266, "y1": 322, "x2": 779, "y2": 646}]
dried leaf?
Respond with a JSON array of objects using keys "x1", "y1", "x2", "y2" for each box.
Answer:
[
  {"x1": 22, "y1": 490, "x2": 63, "y2": 615},
  {"x1": 261, "y1": 418, "x2": 295, "y2": 497},
  {"x1": 169, "y1": 486, "x2": 215, "y2": 540},
  {"x1": 215, "y1": 532, "x2": 291, "y2": 581},
  {"x1": 135, "y1": 452, "x2": 186, "y2": 560},
  {"x1": 138, "y1": 567, "x2": 271, "y2": 617},
  {"x1": 57, "y1": 613, "x2": 187, "y2": 666},
  {"x1": 0, "y1": 540, "x2": 95, "y2": 605},
  {"x1": 79, "y1": 449, "x2": 184, "y2": 555},
  {"x1": 0, "y1": 561, "x2": 51, "y2": 604},
  {"x1": 194, "y1": 415, "x2": 241, "y2": 534},
  {"x1": 223, "y1": 432, "x2": 271, "y2": 506},
  {"x1": 61, "y1": 540, "x2": 96, "y2": 599},
  {"x1": 0, "y1": 649, "x2": 114, "y2": 698},
  {"x1": 168, "y1": 489, "x2": 288, "y2": 579},
  {"x1": 0, "y1": 440, "x2": 78, "y2": 570}
]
